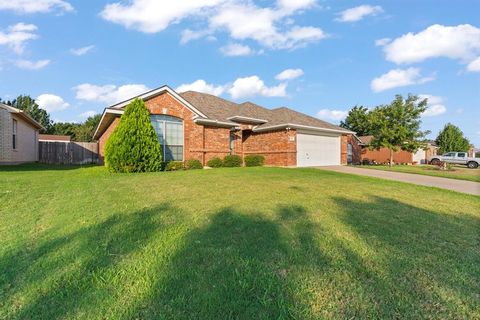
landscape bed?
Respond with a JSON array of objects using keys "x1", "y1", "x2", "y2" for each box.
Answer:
[
  {"x1": 357, "y1": 164, "x2": 480, "y2": 182},
  {"x1": 0, "y1": 164, "x2": 479, "y2": 319}
]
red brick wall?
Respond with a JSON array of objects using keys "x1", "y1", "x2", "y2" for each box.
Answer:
[
  {"x1": 361, "y1": 147, "x2": 413, "y2": 164},
  {"x1": 98, "y1": 117, "x2": 120, "y2": 162},
  {"x1": 242, "y1": 129, "x2": 296, "y2": 166},
  {"x1": 341, "y1": 134, "x2": 362, "y2": 165}
]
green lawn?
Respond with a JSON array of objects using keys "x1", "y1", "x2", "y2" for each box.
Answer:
[
  {"x1": 1, "y1": 165, "x2": 479, "y2": 319},
  {"x1": 357, "y1": 164, "x2": 480, "y2": 182}
]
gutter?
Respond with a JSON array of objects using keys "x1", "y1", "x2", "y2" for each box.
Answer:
[
  {"x1": 253, "y1": 123, "x2": 355, "y2": 134},
  {"x1": 194, "y1": 118, "x2": 240, "y2": 128}
]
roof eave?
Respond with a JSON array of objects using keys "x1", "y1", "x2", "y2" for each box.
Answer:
[
  {"x1": 253, "y1": 123, "x2": 355, "y2": 134},
  {"x1": 194, "y1": 118, "x2": 240, "y2": 128}
]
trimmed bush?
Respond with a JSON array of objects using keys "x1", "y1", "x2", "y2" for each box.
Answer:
[
  {"x1": 185, "y1": 159, "x2": 203, "y2": 170},
  {"x1": 207, "y1": 157, "x2": 223, "y2": 168},
  {"x1": 223, "y1": 155, "x2": 242, "y2": 167},
  {"x1": 165, "y1": 161, "x2": 184, "y2": 171},
  {"x1": 105, "y1": 98, "x2": 162, "y2": 173},
  {"x1": 244, "y1": 154, "x2": 265, "y2": 167}
]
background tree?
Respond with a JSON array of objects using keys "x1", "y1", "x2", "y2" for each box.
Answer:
[
  {"x1": 340, "y1": 106, "x2": 373, "y2": 136},
  {"x1": 51, "y1": 114, "x2": 101, "y2": 141},
  {"x1": 435, "y1": 123, "x2": 470, "y2": 154},
  {"x1": 105, "y1": 99, "x2": 162, "y2": 173},
  {"x1": 2, "y1": 95, "x2": 52, "y2": 133},
  {"x1": 369, "y1": 94, "x2": 429, "y2": 167}
]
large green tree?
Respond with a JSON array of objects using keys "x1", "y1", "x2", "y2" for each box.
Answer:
[
  {"x1": 105, "y1": 99, "x2": 162, "y2": 173},
  {"x1": 435, "y1": 123, "x2": 470, "y2": 154},
  {"x1": 369, "y1": 94, "x2": 429, "y2": 166},
  {"x1": 2, "y1": 95, "x2": 52, "y2": 133},
  {"x1": 340, "y1": 106, "x2": 373, "y2": 136}
]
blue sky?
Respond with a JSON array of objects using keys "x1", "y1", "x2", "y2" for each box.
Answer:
[{"x1": 0, "y1": 0, "x2": 479, "y2": 145}]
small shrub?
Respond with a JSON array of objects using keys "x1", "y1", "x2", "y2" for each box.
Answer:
[
  {"x1": 244, "y1": 154, "x2": 265, "y2": 167},
  {"x1": 207, "y1": 157, "x2": 223, "y2": 168},
  {"x1": 436, "y1": 161, "x2": 454, "y2": 171},
  {"x1": 223, "y1": 155, "x2": 242, "y2": 167},
  {"x1": 361, "y1": 159, "x2": 371, "y2": 165},
  {"x1": 185, "y1": 159, "x2": 203, "y2": 170},
  {"x1": 165, "y1": 161, "x2": 184, "y2": 171}
]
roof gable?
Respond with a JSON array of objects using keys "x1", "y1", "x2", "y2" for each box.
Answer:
[{"x1": 110, "y1": 85, "x2": 208, "y2": 118}]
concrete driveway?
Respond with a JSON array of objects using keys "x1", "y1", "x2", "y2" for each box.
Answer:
[{"x1": 318, "y1": 166, "x2": 480, "y2": 196}]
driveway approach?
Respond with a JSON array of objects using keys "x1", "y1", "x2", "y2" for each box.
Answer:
[{"x1": 319, "y1": 166, "x2": 480, "y2": 196}]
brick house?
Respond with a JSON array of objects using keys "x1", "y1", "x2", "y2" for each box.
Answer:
[
  {"x1": 93, "y1": 86, "x2": 354, "y2": 167},
  {"x1": 0, "y1": 103, "x2": 42, "y2": 164},
  {"x1": 356, "y1": 135, "x2": 438, "y2": 165}
]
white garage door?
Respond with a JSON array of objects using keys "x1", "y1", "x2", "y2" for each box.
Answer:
[{"x1": 297, "y1": 133, "x2": 341, "y2": 167}]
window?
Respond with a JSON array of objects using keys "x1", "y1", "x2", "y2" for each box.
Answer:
[
  {"x1": 12, "y1": 119, "x2": 17, "y2": 150},
  {"x1": 457, "y1": 152, "x2": 466, "y2": 158},
  {"x1": 347, "y1": 143, "x2": 353, "y2": 163},
  {"x1": 150, "y1": 115, "x2": 184, "y2": 161},
  {"x1": 444, "y1": 152, "x2": 455, "y2": 157}
]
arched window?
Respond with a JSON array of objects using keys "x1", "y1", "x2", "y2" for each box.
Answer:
[{"x1": 150, "y1": 115, "x2": 184, "y2": 161}]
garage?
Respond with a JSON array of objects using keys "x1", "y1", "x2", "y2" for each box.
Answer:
[{"x1": 296, "y1": 132, "x2": 341, "y2": 167}]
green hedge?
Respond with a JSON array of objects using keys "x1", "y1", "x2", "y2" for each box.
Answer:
[
  {"x1": 207, "y1": 157, "x2": 223, "y2": 168},
  {"x1": 104, "y1": 98, "x2": 162, "y2": 173},
  {"x1": 244, "y1": 154, "x2": 265, "y2": 167},
  {"x1": 223, "y1": 155, "x2": 242, "y2": 167},
  {"x1": 185, "y1": 159, "x2": 203, "y2": 170},
  {"x1": 165, "y1": 161, "x2": 184, "y2": 171}
]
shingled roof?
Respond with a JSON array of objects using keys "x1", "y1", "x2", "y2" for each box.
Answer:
[{"x1": 180, "y1": 91, "x2": 352, "y2": 134}]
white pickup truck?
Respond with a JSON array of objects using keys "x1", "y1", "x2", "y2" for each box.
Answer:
[{"x1": 429, "y1": 152, "x2": 480, "y2": 169}]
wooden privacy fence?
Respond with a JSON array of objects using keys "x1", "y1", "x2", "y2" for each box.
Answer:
[{"x1": 39, "y1": 142, "x2": 99, "y2": 164}]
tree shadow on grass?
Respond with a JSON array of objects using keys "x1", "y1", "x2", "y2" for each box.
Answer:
[
  {"x1": 0, "y1": 203, "x2": 173, "y2": 320},
  {"x1": 332, "y1": 195, "x2": 480, "y2": 318},
  {"x1": 124, "y1": 205, "x2": 331, "y2": 320}
]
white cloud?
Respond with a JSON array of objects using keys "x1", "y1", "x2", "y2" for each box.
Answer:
[
  {"x1": 70, "y1": 45, "x2": 95, "y2": 56},
  {"x1": 209, "y1": 3, "x2": 326, "y2": 49},
  {"x1": 0, "y1": 23, "x2": 38, "y2": 54},
  {"x1": 316, "y1": 109, "x2": 348, "y2": 121},
  {"x1": 36, "y1": 94, "x2": 70, "y2": 112},
  {"x1": 383, "y1": 24, "x2": 480, "y2": 65},
  {"x1": 371, "y1": 68, "x2": 435, "y2": 92},
  {"x1": 467, "y1": 56, "x2": 480, "y2": 72},
  {"x1": 180, "y1": 29, "x2": 213, "y2": 44},
  {"x1": 176, "y1": 79, "x2": 226, "y2": 96},
  {"x1": 418, "y1": 94, "x2": 447, "y2": 117},
  {"x1": 100, "y1": 0, "x2": 223, "y2": 34},
  {"x1": 228, "y1": 75, "x2": 287, "y2": 99},
  {"x1": 375, "y1": 37, "x2": 390, "y2": 46},
  {"x1": 0, "y1": 0, "x2": 73, "y2": 13},
  {"x1": 336, "y1": 5, "x2": 383, "y2": 22},
  {"x1": 101, "y1": 0, "x2": 326, "y2": 50},
  {"x1": 74, "y1": 83, "x2": 150, "y2": 105},
  {"x1": 276, "y1": 68, "x2": 304, "y2": 80},
  {"x1": 15, "y1": 59, "x2": 50, "y2": 70},
  {"x1": 277, "y1": 0, "x2": 316, "y2": 12},
  {"x1": 220, "y1": 43, "x2": 254, "y2": 56},
  {"x1": 79, "y1": 110, "x2": 97, "y2": 118}
]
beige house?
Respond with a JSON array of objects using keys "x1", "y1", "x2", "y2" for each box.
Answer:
[{"x1": 0, "y1": 103, "x2": 42, "y2": 164}]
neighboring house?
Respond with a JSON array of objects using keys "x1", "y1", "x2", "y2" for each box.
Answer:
[
  {"x1": 356, "y1": 135, "x2": 438, "y2": 165},
  {"x1": 94, "y1": 85, "x2": 354, "y2": 167},
  {"x1": 0, "y1": 103, "x2": 42, "y2": 164},
  {"x1": 39, "y1": 134, "x2": 71, "y2": 142}
]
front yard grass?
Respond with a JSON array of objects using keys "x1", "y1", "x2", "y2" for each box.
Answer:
[
  {"x1": 357, "y1": 164, "x2": 480, "y2": 182},
  {"x1": 0, "y1": 165, "x2": 479, "y2": 319}
]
